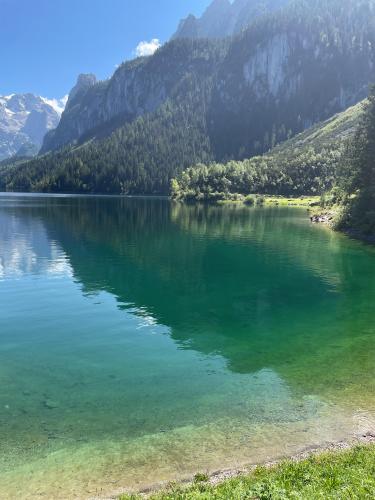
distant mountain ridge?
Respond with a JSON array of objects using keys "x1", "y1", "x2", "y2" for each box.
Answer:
[
  {"x1": 0, "y1": 93, "x2": 66, "y2": 160},
  {"x1": 172, "y1": 0, "x2": 289, "y2": 40}
]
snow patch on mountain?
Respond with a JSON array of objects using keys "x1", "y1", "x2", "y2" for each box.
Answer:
[
  {"x1": 0, "y1": 93, "x2": 67, "y2": 160},
  {"x1": 41, "y1": 95, "x2": 68, "y2": 115}
]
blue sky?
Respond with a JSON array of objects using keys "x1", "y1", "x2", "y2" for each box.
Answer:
[{"x1": 0, "y1": 0, "x2": 211, "y2": 98}]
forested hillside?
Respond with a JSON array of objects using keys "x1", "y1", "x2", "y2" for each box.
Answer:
[
  {"x1": 171, "y1": 101, "x2": 364, "y2": 200},
  {"x1": 0, "y1": 77, "x2": 215, "y2": 194}
]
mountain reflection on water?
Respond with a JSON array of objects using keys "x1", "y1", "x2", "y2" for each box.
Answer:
[{"x1": 1, "y1": 195, "x2": 374, "y2": 393}]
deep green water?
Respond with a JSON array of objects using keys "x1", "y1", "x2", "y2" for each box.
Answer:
[{"x1": 1, "y1": 194, "x2": 375, "y2": 499}]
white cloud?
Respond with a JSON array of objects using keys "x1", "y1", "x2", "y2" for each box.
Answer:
[{"x1": 135, "y1": 38, "x2": 161, "y2": 57}]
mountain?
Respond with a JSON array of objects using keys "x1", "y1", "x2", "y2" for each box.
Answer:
[
  {"x1": 39, "y1": 44, "x2": 226, "y2": 154},
  {"x1": 172, "y1": 0, "x2": 289, "y2": 40},
  {"x1": 0, "y1": 93, "x2": 66, "y2": 160},
  {"x1": 40, "y1": 74, "x2": 96, "y2": 153},
  {"x1": 2, "y1": 0, "x2": 375, "y2": 195},
  {"x1": 207, "y1": 0, "x2": 375, "y2": 160}
]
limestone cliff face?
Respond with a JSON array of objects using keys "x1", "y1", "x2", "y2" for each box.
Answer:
[
  {"x1": 41, "y1": 0, "x2": 375, "y2": 159},
  {"x1": 208, "y1": 0, "x2": 375, "y2": 157},
  {"x1": 41, "y1": 74, "x2": 99, "y2": 152},
  {"x1": 41, "y1": 41, "x2": 225, "y2": 153},
  {"x1": 243, "y1": 33, "x2": 291, "y2": 98}
]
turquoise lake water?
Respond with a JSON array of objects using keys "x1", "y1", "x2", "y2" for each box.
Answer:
[{"x1": 0, "y1": 194, "x2": 375, "y2": 499}]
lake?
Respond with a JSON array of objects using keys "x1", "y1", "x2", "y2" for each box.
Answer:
[{"x1": 0, "y1": 194, "x2": 375, "y2": 499}]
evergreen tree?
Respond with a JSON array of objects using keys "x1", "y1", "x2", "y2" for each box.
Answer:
[{"x1": 337, "y1": 87, "x2": 375, "y2": 235}]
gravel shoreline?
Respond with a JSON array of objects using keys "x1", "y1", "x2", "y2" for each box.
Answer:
[{"x1": 105, "y1": 432, "x2": 375, "y2": 499}]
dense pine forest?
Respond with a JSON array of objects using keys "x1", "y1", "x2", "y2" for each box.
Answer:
[{"x1": 334, "y1": 87, "x2": 375, "y2": 236}]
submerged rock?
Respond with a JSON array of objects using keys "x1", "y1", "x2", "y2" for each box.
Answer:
[{"x1": 43, "y1": 399, "x2": 59, "y2": 410}]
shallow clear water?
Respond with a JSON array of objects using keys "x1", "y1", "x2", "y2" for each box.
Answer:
[{"x1": 0, "y1": 194, "x2": 375, "y2": 499}]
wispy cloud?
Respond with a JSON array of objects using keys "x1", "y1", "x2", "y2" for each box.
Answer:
[{"x1": 135, "y1": 38, "x2": 161, "y2": 57}]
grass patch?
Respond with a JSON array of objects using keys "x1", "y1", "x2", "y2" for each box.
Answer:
[
  {"x1": 120, "y1": 444, "x2": 375, "y2": 499},
  {"x1": 262, "y1": 196, "x2": 320, "y2": 207},
  {"x1": 193, "y1": 473, "x2": 209, "y2": 483},
  {"x1": 213, "y1": 195, "x2": 320, "y2": 207}
]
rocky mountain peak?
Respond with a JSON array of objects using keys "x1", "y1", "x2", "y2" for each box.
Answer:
[
  {"x1": 173, "y1": 0, "x2": 289, "y2": 39},
  {"x1": 174, "y1": 14, "x2": 199, "y2": 39},
  {"x1": 67, "y1": 73, "x2": 97, "y2": 107}
]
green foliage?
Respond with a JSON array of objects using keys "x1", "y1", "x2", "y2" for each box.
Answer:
[
  {"x1": 172, "y1": 102, "x2": 362, "y2": 201},
  {"x1": 336, "y1": 87, "x2": 375, "y2": 236},
  {"x1": 120, "y1": 444, "x2": 375, "y2": 499},
  {"x1": 193, "y1": 473, "x2": 209, "y2": 483},
  {"x1": 244, "y1": 194, "x2": 257, "y2": 206}
]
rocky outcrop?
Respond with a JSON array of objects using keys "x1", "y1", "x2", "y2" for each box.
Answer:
[
  {"x1": 172, "y1": 0, "x2": 288, "y2": 40},
  {"x1": 310, "y1": 214, "x2": 334, "y2": 224},
  {"x1": 66, "y1": 73, "x2": 97, "y2": 107}
]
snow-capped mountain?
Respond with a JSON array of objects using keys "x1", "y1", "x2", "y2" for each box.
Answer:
[{"x1": 0, "y1": 93, "x2": 67, "y2": 160}]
